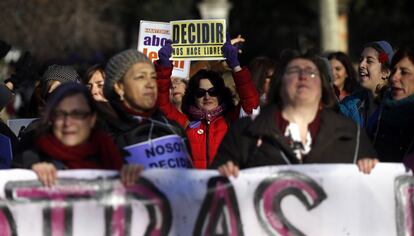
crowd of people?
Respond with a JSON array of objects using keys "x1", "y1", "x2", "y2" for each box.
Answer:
[{"x1": 1, "y1": 35, "x2": 414, "y2": 185}]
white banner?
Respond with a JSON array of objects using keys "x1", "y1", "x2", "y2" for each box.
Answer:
[
  {"x1": 137, "y1": 20, "x2": 190, "y2": 79},
  {"x1": 0, "y1": 164, "x2": 412, "y2": 236}
]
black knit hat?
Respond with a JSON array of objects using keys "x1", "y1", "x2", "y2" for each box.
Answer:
[
  {"x1": 42, "y1": 64, "x2": 81, "y2": 83},
  {"x1": 104, "y1": 49, "x2": 152, "y2": 99}
]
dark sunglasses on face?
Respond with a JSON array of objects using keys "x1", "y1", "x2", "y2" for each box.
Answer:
[
  {"x1": 195, "y1": 87, "x2": 219, "y2": 98},
  {"x1": 52, "y1": 110, "x2": 92, "y2": 121}
]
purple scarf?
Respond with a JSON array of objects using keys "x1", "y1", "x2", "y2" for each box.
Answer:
[{"x1": 188, "y1": 105, "x2": 225, "y2": 122}]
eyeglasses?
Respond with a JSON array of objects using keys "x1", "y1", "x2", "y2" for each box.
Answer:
[
  {"x1": 195, "y1": 87, "x2": 219, "y2": 98},
  {"x1": 285, "y1": 67, "x2": 320, "y2": 79},
  {"x1": 52, "y1": 110, "x2": 92, "y2": 121}
]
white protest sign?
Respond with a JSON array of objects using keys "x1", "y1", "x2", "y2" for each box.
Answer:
[
  {"x1": 137, "y1": 20, "x2": 190, "y2": 79},
  {"x1": 0, "y1": 164, "x2": 412, "y2": 236}
]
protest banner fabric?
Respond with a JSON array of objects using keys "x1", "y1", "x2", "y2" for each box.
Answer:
[
  {"x1": 0, "y1": 164, "x2": 411, "y2": 236},
  {"x1": 170, "y1": 19, "x2": 226, "y2": 60},
  {"x1": 137, "y1": 20, "x2": 190, "y2": 79}
]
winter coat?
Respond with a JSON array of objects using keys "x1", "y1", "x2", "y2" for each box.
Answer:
[
  {"x1": 96, "y1": 101, "x2": 191, "y2": 167},
  {"x1": 0, "y1": 121, "x2": 18, "y2": 168},
  {"x1": 156, "y1": 66, "x2": 260, "y2": 169},
  {"x1": 339, "y1": 89, "x2": 380, "y2": 131},
  {"x1": 369, "y1": 94, "x2": 414, "y2": 162},
  {"x1": 210, "y1": 105, "x2": 377, "y2": 169}
]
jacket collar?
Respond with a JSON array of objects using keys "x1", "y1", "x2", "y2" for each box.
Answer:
[
  {"x1": 246, "y1": 104, "x2": 298, "y2": 163},
  {"x1": 246, "y1": 104, "x2": 355, "y2": 163}
]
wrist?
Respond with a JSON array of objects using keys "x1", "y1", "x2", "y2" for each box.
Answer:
[{"x1": 232, "y1": 65, "x2": 242, "y2": 73}]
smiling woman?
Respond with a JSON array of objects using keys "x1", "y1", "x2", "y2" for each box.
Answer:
[
  {"x1": 367, "y1": 46, "x2": 414, "y2": 163},
  {"x1": 339, "y1": 41, "x2": 394, "y2": 128},
  {"x1": 98, "y1": 49, "x2": 191, "y2": 170},
  {"x1": 19, "y1": 83, "x2": 143, "y2": 187}
]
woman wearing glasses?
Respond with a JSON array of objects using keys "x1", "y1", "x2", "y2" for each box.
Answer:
[
  {"x1": 210, "y1": 50, "x2": 378, "y2": 176},
  {"x1": 156, "y1": 39, "x2": 259, "y2": 169},
  {"x1": 20, "y1": 83, "x2": 142, "y2": 187}
]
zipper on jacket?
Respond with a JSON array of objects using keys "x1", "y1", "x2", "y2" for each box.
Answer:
[{"x1": 206, "y1": 120, "x2": 210, "y2": 167}]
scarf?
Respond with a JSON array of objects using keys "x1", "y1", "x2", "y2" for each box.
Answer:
[
  {"x1": 376, "y1": 94, "x2": 414, "y2": 130},
  {"x1": 121, "y1": 102, "x2": 156, "y2": 118},
  {"x1": 188, "y1": 105, "x2": 225, "y2": 122},
  {"x1": 35, "y1": 129, "x2": 123, "y2": 170}
]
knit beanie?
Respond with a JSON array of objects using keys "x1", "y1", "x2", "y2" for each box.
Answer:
[
  {"x1": 42, "y1": 64, "x2": 81, "y2": 83},
  {"x1": 0, "y1": 84, "x2": 12, "y2": 110},
  {"x1": 365, "y1": 40, "x2": 394, "y2": 65},
  {"x1": 104, "y1": 49, "x2": 152, "y2": 99}
]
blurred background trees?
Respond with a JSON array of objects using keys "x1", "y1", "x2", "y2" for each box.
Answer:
[{"x1": 1, "y1": 0, "x2": 414, "y2": 67}]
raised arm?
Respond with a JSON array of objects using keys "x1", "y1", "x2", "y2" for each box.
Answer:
[
  {"x1": 155, "y1": 41, "x2": 189, "y2": 128},
  {"x1": 222, "y1": 35, "x2": 259, "y2": 116}
]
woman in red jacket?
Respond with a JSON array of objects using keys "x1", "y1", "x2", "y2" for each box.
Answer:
[{"x1": 156, "y1": 38, "x2": 260, "y2": 169}]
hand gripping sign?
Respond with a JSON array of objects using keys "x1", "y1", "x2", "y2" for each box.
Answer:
[{"x1": 124, "y1": 134, "x2": 193, "y2": 169}]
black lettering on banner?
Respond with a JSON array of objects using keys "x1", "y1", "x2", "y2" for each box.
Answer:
[
  {"x1": 188, "y1": 23, "x2": 196, "y2": 43},
  {"x1": 395, "y1": 176, "x2": 414, "y2": 235},
  {"x1": 173, "y1": 142, "x2": 181, "y2": 152},
  {"x1": 0, "y1": 204, "x2": 17, "y2": 236},
  {"x1": 105, "y1": 177, "x2": 172, "y2": 236},
  {"x1": 165, "y1": 143, "x2": 173, "y2": 153},
  {"x1": 146, "y1": 142, "x2": 183, "y2": 158},
  {"x1": 145, "y1": 147, "x2": 156, "y2": 158},
  {"x1": 216, "y1": 23, "x2": 224, "y2": 43},
  {"x1": 210, "y1": 23, "x2": 215, "y2": 43},
  {"x1": 156, "y1": 145, "x2": 166, "y2": 155},
  {"x1": 172, "y1": 25, "x2": 180, "y2": 44},
  {"x1": 197, "y1": 23, "x2": 201, "y2": 43},
  {"x1": 149, "y1": 163, "x2": 158, "y2": 168},
  {"x1": 201, "y1": 23, "x2": 210, "y2": 43},
  {"x1": 181, "y1": 24, "x2": 187, "y2": 44},
  {"x1": 193, "y1": 176, "x2": 244, "y2": 236},
  {"x1": 254, "y1": 170, "x2": 327, "y2": 236},
  {"x1": 167, "y1": 158, "x2": 177, "y2": 168}
]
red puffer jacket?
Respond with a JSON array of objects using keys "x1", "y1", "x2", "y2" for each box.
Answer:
[{"x1": 156, "y1": 64, "x2": 259, "y2": 169}]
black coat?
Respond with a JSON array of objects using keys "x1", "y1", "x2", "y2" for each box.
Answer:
[
  {"x1": 210, "y1": 105, "x2": 377, "y2": 169},
  {"x1": 96, "y1": 101, "x2": 189, "y2": 153},
  {"x1": 369, "y1": 95, "x2": 414, "y2": 162},
  {"x1": 0, "y1": 121, "x2": 18, "y2": 167}
]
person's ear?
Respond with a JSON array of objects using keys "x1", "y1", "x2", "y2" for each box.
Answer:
[
  {"x1": 114, "y1": 82, "x2": 125, "y2": 100},
  {"x1": 381, "y1": 68, "x2": 391, "y2": 80}
]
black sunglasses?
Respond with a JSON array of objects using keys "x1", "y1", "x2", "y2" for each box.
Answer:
[{"x1": 195, "y1": 87, "x2": 219, "y2": 98}]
